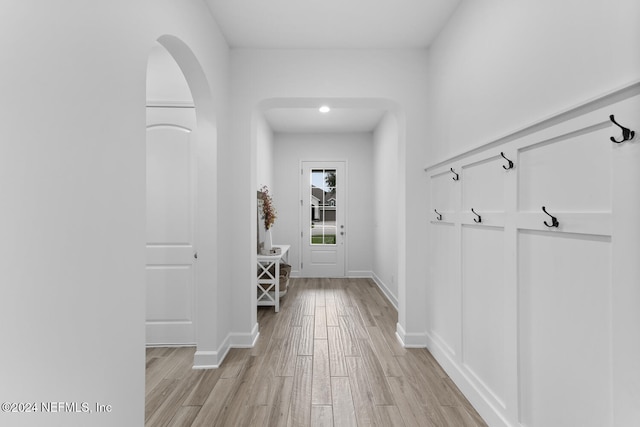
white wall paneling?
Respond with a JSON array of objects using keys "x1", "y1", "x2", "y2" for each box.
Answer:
[
  {"x1": 425, "y1": 83, "x2": 640, "y2": 427},
  {"x1": 428, "y1": 221, "x2": 459, "y2": 356},
  {"x1": 518, "y1": 230, "x2": 612, "y2": 427},
  {"x1": 462, "y1": 225, "x2": 506, "y2": 411},
  {"x1": 462, "y1": 155, "x2": 505, "y2": 213},
  {"x1": 431, "y1": 168, "x2": 458, "y2": 222}
]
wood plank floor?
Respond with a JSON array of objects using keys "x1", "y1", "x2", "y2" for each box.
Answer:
[{"x1": 145, "y1": 278, "x2": 488, "y2": 426}]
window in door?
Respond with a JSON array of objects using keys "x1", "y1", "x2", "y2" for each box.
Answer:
[{"x1": 310, "y1": 169, "x2": 337, "y2": 245}]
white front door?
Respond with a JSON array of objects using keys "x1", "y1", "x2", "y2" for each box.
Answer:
[
  {"x1": 301, "y1": 161, "x2": 346, "y2": 277},
  {"x1": 145, "y1": 107, "x2": 197, "y2": 345}
]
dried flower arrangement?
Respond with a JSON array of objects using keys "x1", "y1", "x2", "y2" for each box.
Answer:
[{"x1": 259, "y1": 185, "x2": 277, "y2": 230}]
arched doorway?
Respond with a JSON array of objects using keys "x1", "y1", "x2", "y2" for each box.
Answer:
[
  {"x1": 146, "y1": 43, "x2": 197, "y2": 345},
  {"x1": 253, "y1": 97, "x2": 405, "y2": 325},
  {"x1": 145, "y1": 35, "x2": 219, "y2": 367}
]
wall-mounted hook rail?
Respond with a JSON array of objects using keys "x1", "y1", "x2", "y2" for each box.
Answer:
[
  {"x1": 542, "y1": 206, "x2": 559, "y2": 228},
  {"x1": 434, "y1": 209, "x2": 442, "y2": 221},
  {"x1": 471, "y1": 208, "x2": 482, "y2": 223},
  {"x1": 610, "y1": 115, "x2": 635, "y2": 143},
  {"x1": 450, "y1": 167, "x2": 459, "y2": 181},
  {"x1": 500, "y1": 152, "x2": 514, "y2": 170}
]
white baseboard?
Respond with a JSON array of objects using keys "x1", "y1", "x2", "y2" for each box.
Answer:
[
  {"x1": 345, "y1": 270, "x2": 400, "y2": 313},
  {"x1": 347, "y1": 270, "x2": 372, "y2": 278},
  {"x1": 426, "y1": 331, "x2": 511, "y2": 427},
  {"x1": 371, "y1": 272, "x2": 399, "y2": 311},
  {"x1": 395, "y1": 323, "x2": 427, "y2": 348},
  {"x1": 145, "y1": 343, "x2": 196, "y2": 348},
  {"x1": 193, "y1": 323, "x2": 260, "y2": 369},
  {"x1": 193, "y1": 350, "x2": 225, "y2": 369},
  {"x1": 193, "y1": 333, "x2": 230, "y2": 369},
  {"x1": 229, "y1": 322, "x2": 260, "y2": 348}
]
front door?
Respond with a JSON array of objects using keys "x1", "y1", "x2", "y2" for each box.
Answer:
[
  {"x1": 301, "y1": 161, "x2": 346, "y2": 277},
  {"x1": 145, "y1": 107, "x2": 197, "y2": 345}
]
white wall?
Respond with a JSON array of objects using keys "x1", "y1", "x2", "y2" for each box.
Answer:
[
  {"x1": 372, "y1": 113, "x2": 399, "y2": 306},
  {"x1": 147, "y1": 44, "x2": 193, "y2": 105},
  {"x1": 229, "y1": 49, "x2": 430, "y2": 346},
  {"x1": 256, "y1": 115, "x2": 275, "y2": 190},
  {"x1": 427, "y1": 0, "x2": 640, "y2": 163},
  {"x1": 0, "y1": 1, "x2": 229, "y2": 425},
  {"x1": 273, "y1": 132, "x2": 373, "y2": 277},
  {"x1": 424, "y1": 0, "x2": 640, "y2": 425},
  {"x1": 256, "y1": 116, "x2": 275, "y2": 256}
]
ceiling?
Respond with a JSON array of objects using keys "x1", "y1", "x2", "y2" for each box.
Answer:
[
  {"x1": 204, "y1": 0, "x2": 461, "y2": 133},
  {"x1": 204, "y1": 0, "x2": 461, "y2": 49},
  {"x1": 264, "y1": 108, "x2": 386, "y2": 133}
]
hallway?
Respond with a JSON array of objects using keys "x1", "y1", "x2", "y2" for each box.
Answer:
[{"x1": 145, "y1": 278, "x2": 487, "y2": 426}]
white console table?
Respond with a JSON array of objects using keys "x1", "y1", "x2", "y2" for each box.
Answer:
[{"x1": 257, "y1": 244, "x2": 290, "y2": 312}]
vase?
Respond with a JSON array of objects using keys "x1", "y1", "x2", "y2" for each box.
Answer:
[{"x1": 264, "y1": 229, "x2": 273, "y2": 252}]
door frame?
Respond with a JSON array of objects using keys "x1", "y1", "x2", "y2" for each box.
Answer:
[{"x1": 299, "y1": 160, "x2": 347, "y2": 278}]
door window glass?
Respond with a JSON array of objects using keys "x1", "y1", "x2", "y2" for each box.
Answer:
[{"x1": 310, "y1": 169, "x2": 337, "y2": 245}]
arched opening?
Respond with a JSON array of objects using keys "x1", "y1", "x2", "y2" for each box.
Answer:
[
  {"x1": 145, "y1": 35, "x2": 219, "y2": 369},
  {"x1": 145, "y1": 42, "x2": 196, "y2": 347},
  {"x1": 252, "y1": 97, "x2": 406, "y2": 327}
]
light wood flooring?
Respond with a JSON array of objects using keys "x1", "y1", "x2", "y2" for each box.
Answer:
[{"x1": 145, "y1": 278, "x2": 488, "y2": 426}]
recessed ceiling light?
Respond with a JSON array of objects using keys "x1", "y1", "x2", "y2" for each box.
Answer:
[{"x1": 319, "y1": 105, "x2": 330, "y2": 113}]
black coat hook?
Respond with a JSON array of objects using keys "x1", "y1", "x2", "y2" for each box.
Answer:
[
  {"x1": 434, "y1": 209, "x2": 442, "y2": 221},
  {"x1": 610, "y1": 115, "x2": 635, "y2": 143},
  {"x1": 500, "y1": 152, "x2": 514, "y2": 170},
  {"x1": 542, "y1": 206, "x2": 559, "y2": 228},
  {"x1": 471, "y1": 208, "x2": 481, "y2": 223},
  {"x1": 450, "y1": 168, "x2": 459, "y2": 181}
]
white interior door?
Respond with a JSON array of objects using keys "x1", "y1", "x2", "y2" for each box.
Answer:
[
  {"x1": 301, "y1": 161, "x2": 345, "y2": 277},
  {"x1": 145, "y1": 107, "x2": 197, "y2": 345}
]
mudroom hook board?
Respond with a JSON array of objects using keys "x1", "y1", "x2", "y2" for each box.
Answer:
[
  {"x1": 609, "y1": 115, "x2": 635, "y2": 143},
  {"x1": 471, "y1": 208, "x2": 482, "y2": 223},
  {"x1": 542, "y1": 206, "x2": 559, "y2": 228},
  {"x1": 500, "y1": 152, "x2": 514, "y2": 170}
]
